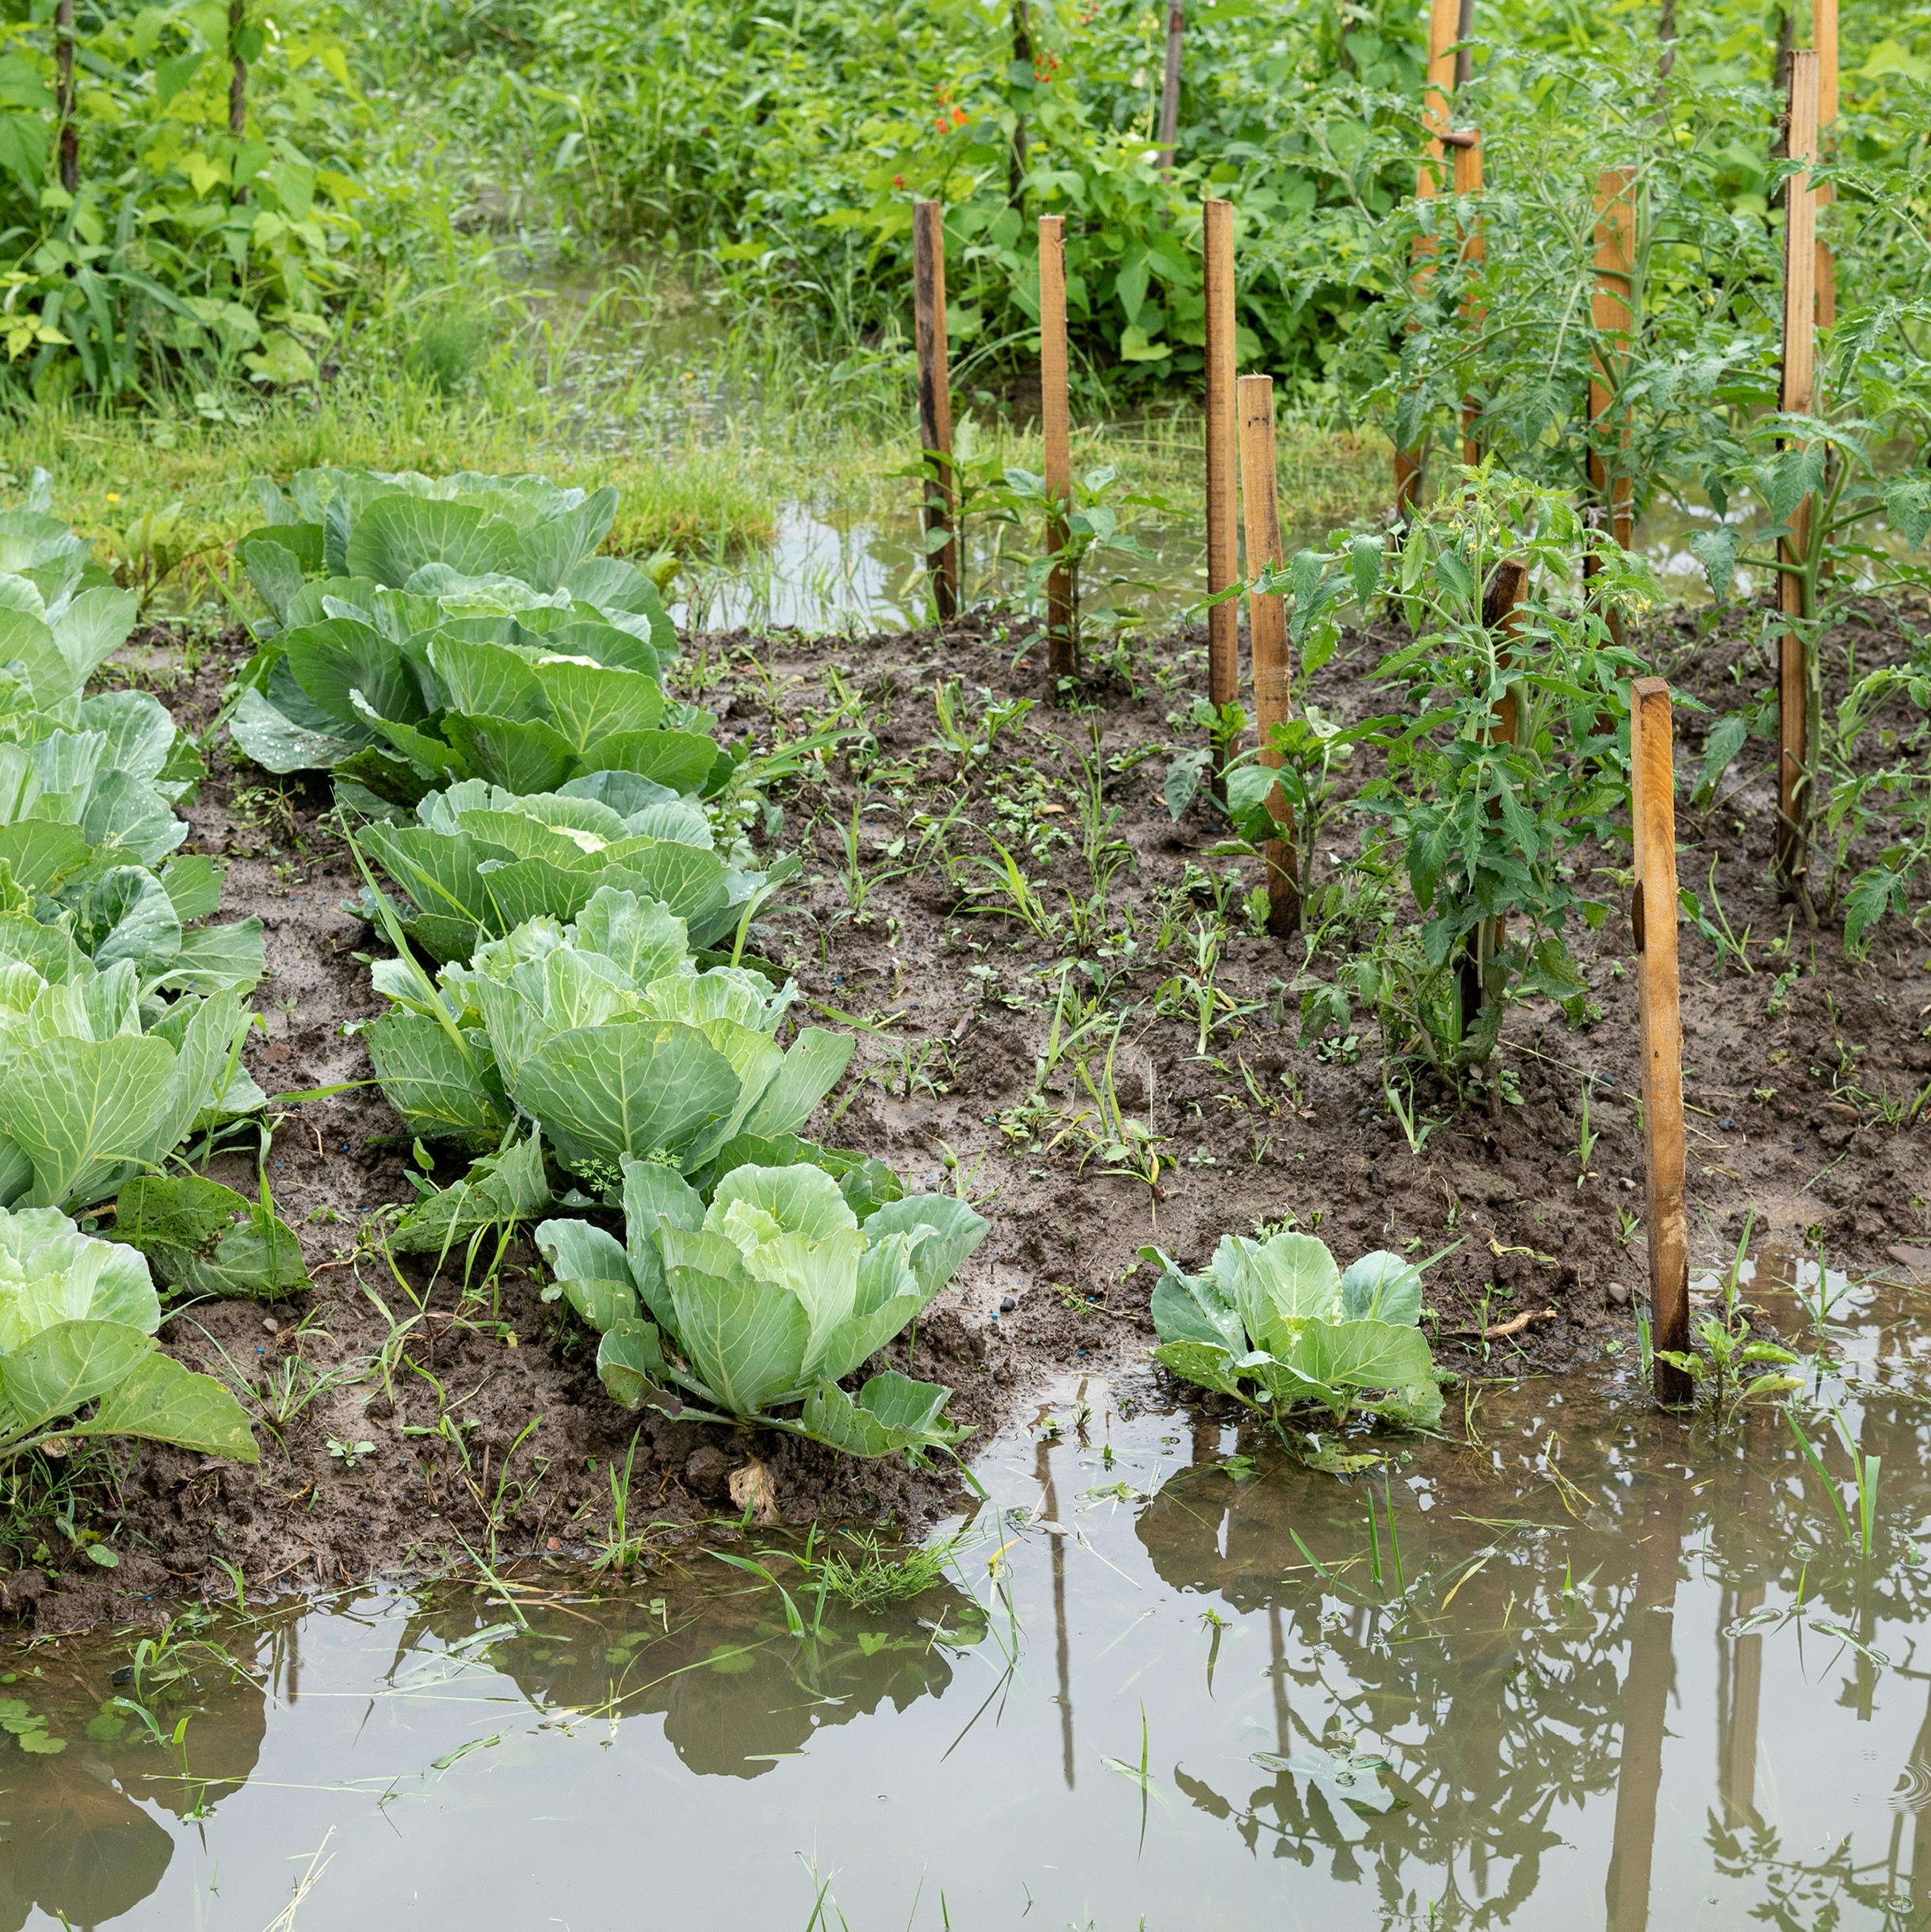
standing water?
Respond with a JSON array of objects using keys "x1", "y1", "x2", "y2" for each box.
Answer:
[{"x1": 2, "y1": 1267, "x2": 1926, "y2": 1929}]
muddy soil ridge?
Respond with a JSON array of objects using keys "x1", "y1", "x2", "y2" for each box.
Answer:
[{"x1": 10, "y1": 598, "x2": 1926, "y2": 1630}]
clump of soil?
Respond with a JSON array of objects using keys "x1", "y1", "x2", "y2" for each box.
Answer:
[{"x1": 9, "y1": 594, "x2": 1928, "y2": 1632}]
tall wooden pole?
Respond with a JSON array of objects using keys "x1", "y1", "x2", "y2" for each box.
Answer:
[
  {"x1": 1039, "y1": 213, "x2": 1074, "y2": 677},
  {"x1": 1631, "y1": 676, "x2": 1689, "y2": 1408},
  {"x1": 1204, "y1": 200, "x2": 1238, "y2": 731},
  {"x1": 913, "y1": 203, "x2": 959, "y2": 624},
  {"x1": 1155, "y1": 0, "x2": 1184, "y2": 177},
  {"x1": 1777, "y1": 51, "x2": 1818, "y2": 889},
  {"x1": 1395, "y1": 0, "x2": 1466, "y2": 520},
  {"x1": 1815, "y1": 0, "x2": 1837, "y2": 327},
  {"x1": 1010, "y1": 0, "x2": 1032, "y2": 205},
  {"x1": 55, "y1": 0, "x2": 76, "y2": 194},
  {"x1": 1589, "y1": 169, "x2": 1636, "y2": 554},
  {"x1": 1452, "y1": 128, "x2": 1483, "y2": 468},
  {"x1": 1238, "y1": 376, "x2": 1298, "y2": 936}
]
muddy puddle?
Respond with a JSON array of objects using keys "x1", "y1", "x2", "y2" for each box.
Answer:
[{"x1": 5, "y1": 1261, "x2": 1929, "y2": 1929}]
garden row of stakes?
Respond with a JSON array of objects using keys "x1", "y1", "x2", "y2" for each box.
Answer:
[{"x1": 901, "y1": 2, "x2": 1907, "y2": 1411}]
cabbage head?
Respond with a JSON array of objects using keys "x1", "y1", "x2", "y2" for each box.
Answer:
[
  {"x1": 1145, "y1": 1232, "x2": 1444, "y2": 1433},
  {"x1": 0, "y1": 1205, "x2": 255, "y2": 1464},
  {"x1": 537, "y1": 1159, "x2": 988, "y2": 1464}
]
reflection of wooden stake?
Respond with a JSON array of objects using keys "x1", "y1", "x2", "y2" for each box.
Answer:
[
  {"x1": 1204, "y1": 200, "x2": 1238, "y2": 727},
  {"x1": 1631, "y1": 676, "x2": 1689, "y2": 1407},
  {"x1": 1039, "y1": 214, "x2": 1074, "y2": 677},
  {"x1": 1815, "y1": 0, "x2": 1837, "y2": 327},
  {"x1": 1238, "y1": 375, "x2": 1298, "y2": 936},
  {"x1": 1777, "y1": 52, "x2": 1818, "y2": 888},
  {"x1": 912, "y1": 202, "x2": 958, "y2": 623},
  {"x1": 1604, "y1": 1481, "x2": 1684, "y2": 1932}
]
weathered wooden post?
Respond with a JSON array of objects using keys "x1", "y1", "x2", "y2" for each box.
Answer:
[
  {"x1": 1395, "y1": 0, "x2": 1464, "y2": 519},
  {"x1": 1630, "y1": 676, "x2": 1689, "y2": 1407},
  {"x1": 1450, "y1": 126, "x2": 1483, "y2": 467},
  {"x1": 912, "y1": 202, "x2": 959, "y2": 623},
  {"x1": 1589, "y1": 168, "x2": 1636, "y2": 554},
  {"x1": 1156, "y1": 0, "x2": 1184, "y2": 176},
  {"x1": 1815, "y1": 0, "x2": 1837, "y2": 326},
  {"x1": 55, "y1": 0, "x2": 77, "y2": 193},
  {"x1": 1237, "y1": 375, "x2": 1299, "y2": 935},
  {"x1": 1776, "y1": 50, "x2": 1818, "y2": 888},
  {"x1": 1039, "y1": 213, "x2": 1074, "y2": 677},
  {"x1": 1204, "y1": 200, "x2": 1238, "y2": 735}
]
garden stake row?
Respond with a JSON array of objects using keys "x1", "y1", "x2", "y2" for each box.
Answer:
[
  {"x1": 1237, "y1": 373, "x2": 1299, "y2": 936},
  {"x1": 1776, "y1": 49, "x2": 1818, "y2": 892},
  {"x1": 1039, "y1": 213, "x2": 1075, "y2": 675},
  {"x1": 1203, "y1": 198, "x2": 1238, "y2": 732},
  {"x1": 912, "y1": 200, "x2": 959, "y2": 623},
  {"x1": 1630, "y1": 675, "x2": 1690, "y2": 1407}
]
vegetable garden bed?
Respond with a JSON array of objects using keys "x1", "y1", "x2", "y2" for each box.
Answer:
[{"x1": 15, "y1": 576, "x2": 1925, "y2": 1632}]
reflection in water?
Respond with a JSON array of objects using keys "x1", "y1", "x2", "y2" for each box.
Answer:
[{"x1": 5, "y1": 1277, "x2": 1931, "y2": 1926}]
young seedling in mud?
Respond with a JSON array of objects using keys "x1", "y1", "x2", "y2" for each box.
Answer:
[
  {"x1": 1681, "y1": 855, "x2": 1756, "y2": 975},
  {"x1": 1574, "y1": 1074, "x2": 1601, "y2": 1185},
  {"x1": 1156, "y1": 916, "x2": 1261, "y2": 1056},
  {"x1": 1653, "y1": 1212, "x2": 1803, "y2": 1419},
  {"x1": 931, "y1": 680, "x2": 1033, "y2": 773},
  {"x1": 1049, "y1": 1021, "x2": 1169, "y2": 1208}
]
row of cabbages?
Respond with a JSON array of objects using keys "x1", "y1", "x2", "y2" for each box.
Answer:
[{"x1": 236, "y1": 469, "x2": 990, "y2": 1464}]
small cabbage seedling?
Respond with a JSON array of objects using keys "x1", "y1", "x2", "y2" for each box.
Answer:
[{"x1": 1143, "y1": 1232, "x2": 1448, "y2": 1437}]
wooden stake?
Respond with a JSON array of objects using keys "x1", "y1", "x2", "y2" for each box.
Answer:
[
  {"x1": 1459, "y1": 558, "x2": 1522, "y2": 1029},
  {"x1": 55, "y1": 0, "x2": 76, "y2": 194},
  {"x1": 1395, "y1": 0, "x2": 1464, "y2": 517},
  {"x1": 1815, "y1": 0, "x2": 1837, "y2": 325},
  {"x1": 1589, "y1": 168, "x2": 1636, "y2": 553},
  {"x1": 1630, "y1": 676, "x2": 1689, "y2": 1407},
  {"x1": 1454, "y1": 128, "x2": 1484, "y2": 468},
  {"x1": 1039, "y1": 213, "x2": 1074, "y2": 677},
  {"x1": 1777, "y1": 50, "x2": 1818, "y2": 887},
  {"x1": 1204, "y1": 200, "x2": 1238, "y2": 725},
  {"x1": 912, "y1": 202, "x2": 958, "y2": 624},
  {"x1": 1238, "y1": 375, "x2": 1298, "y2": 935},
  {"x1": 1156, "y1": 0, "x2": 1184, "y2": 176}
]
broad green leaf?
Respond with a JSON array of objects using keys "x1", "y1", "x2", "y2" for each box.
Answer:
[
  {"x1": 0, "y1": 820, "x2": 92, "y2": 894},
  {"x1": 0, "y1": 1035, "x2": 175, "y2": 1209},
  {"x1": 80, "y1": 692, "x2": 177, "y2": 785},
  {"x1": 662, "y1": 1240, "x2": 813, "y2": 1414},
  {"x1": 798, "y1": 1372, "x2": 970, "y2": 1460},
  {"x1": 444, "y1": 712, "x2": 577, "y2": 794},
  {"x1": 345, "y1": 494, "x2": 528, "y2": 587},
  {"x1": 431, "y1": 636, "x2": 548, "y2": 723},
  {"x1": 71, "y1": 867, "x2": 180, "y2": 976},
  {"x1": 284, "y1": 617, "x2": 426, "y2": 728},
  {"x1": 365, "y1": 1010, "x2": 507, "y2": 1137},
  {"x1": 737, "y1": 1026, "x2": 854, "y2": 1138},
  {"x1": 597, "y1": 1318, "x2": 699, "y2": 1415},
  {"x1": 620, "y1": 1157, "x2": 704, "y2": 1326},
  {"x1": 535, "y1": 1218, "x2": 637, "y2": 1334},
  {"x1": 0, "y1": 1319, "x2": 155, "y2": 1438},
  {"x1": 1338, "y1": 1251, "x2": 1424, "y2": 1326},
  {"x1": 579, "y1": 728, "x2": 719, "y2": 794},
  {"x1": 521, "y1": 487, "x2": 619, "y2": 591},
  {"x1": 1149, "y1": 1262, "x2": 1245, "y2": 1354},
  {"x1": 70, "y1": 1348, "x2": 258, "y2": 1461},
  {"x1": 154, "y1": 919, "x2": 265, "y2": 996},
  {"x1": 708, "y1": 1161, "x2": 858, "y2": 1243},
  {"x1": 391, "y1": 1126, "x2": 551, "y2": 1254},
  {"x1": 47, "y1": 587, "x2": 139, "y2": 701},
  {"x1": 0, "y1": 1205, "x2": 158, "y2": 1348},
  {"x1": 112, "y1": 1174, "x2": 311, "y2": 1301},
  {"x1": 513, "y1": 1019, "x2": 739, "y2": 1165},
  {"x1": 81, "y1": 769, "x2": 189, "y2": 867},
  {"x1": 1152, "y1": 1338, "x2": 1251, "y2": 1404},
  {"x1": 1289, "y1": 1318, "x2": 1435, "y2": 1399},
  {"x1": 575, "y1": 888, "x2": 689, "y2": 987},
  {"x1": 534, "y1": 659, "x2": 664, "y2": 750},
  {"x1": 862, "y1": 1195, "x2": 988, "y2": 1298},
  {"x1": 1222, "y1": 1232, "x2": 1342, "y2": 1353},
  {"x1": 231, "y1": 685, "x2": 373, "y2": 773},
  {"x1": 158, "y1": 853, "x2": 223, "y2": 922}
]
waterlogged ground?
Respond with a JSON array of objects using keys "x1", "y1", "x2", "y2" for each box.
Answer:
[{"x1": 3, "y1": 1260, "x2": 1930, "y2": 1930}]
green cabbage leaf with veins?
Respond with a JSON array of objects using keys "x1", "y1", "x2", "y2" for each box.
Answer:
[
  {"x1": 537, "y1": 1159, "x2": 987, "y2": 1464},
  {"x1": 1144, "y1": 1231, "x2": 1445, "y2": 1434},
  {"x1": 0, "y1": 1205, "x2": 255, "y2": 1465}
]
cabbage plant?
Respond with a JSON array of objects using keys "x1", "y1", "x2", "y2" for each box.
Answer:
[
  {"x1": 1145, "y1": 1233, "x2": 1444, "y2": 1433},
  {"x1": 355, "y1": 777, "x2": 761, "y2": 962},
  {"x1": 366, "y1": 885, "x2": 851, "y2": 1178},
  {"x1": 538, "y1": 1159, "x2": 987, "y2": 1463},
  {"x1": 228, "y1": 468, "x2": 707, "y2": 812},
  {"x1": 0, "y1": 1205, "x2": 255, "y2": 1465}
]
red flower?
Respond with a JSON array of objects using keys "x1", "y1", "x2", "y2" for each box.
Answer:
[
  {"x1": 951, "y1": 106, "x2": 967, "y2": 127},
  {"x1": 894, "y1": 174, "x2": 905, "y2": 187}
]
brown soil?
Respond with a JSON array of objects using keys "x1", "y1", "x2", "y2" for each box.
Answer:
[{"x1": 7, "y1": 593, "x2": 1928, "y2": 1631}]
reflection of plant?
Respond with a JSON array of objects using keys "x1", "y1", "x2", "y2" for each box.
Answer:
[
  {"x1": 1143, "y1": 1231, "x2": 1445, "y2": 1437},
  {"x1": 538, "y1": 1159, "x2": 987, "y2": 1463}
]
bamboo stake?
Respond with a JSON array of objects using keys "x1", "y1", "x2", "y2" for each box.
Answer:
[
  {"x1": 1204, "y1": 200, "x2": 1238, "y2": 727},
  {"x1": 1777, "y1": 51, "x2": 1818, "y2": 888},
  {"x1": 1630, "y1": 676, "x2": 1689, "y2": 1407},
  {"x1": 1238, "y1": 375, "x2": 1298, "y2": 935},
  {"x1": 1395, "y1": 0, "x2": 1464, "y2": 519},
  {"x1": 1156, "y1": 0, "x2": 1184, "y2": 177},
  {"x1": 1454, "y1": 127, "x2": 1484, "y2": 468},
  {"x1": 912, "y1": 202, "x2": 959, "y2": 624},
  {"x1": 1039, "y1": 213, "x2": 1074, "y2": 676},
  {"x1": 1815, "y1": 0, "x2": 1837, "y2": 326}
]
